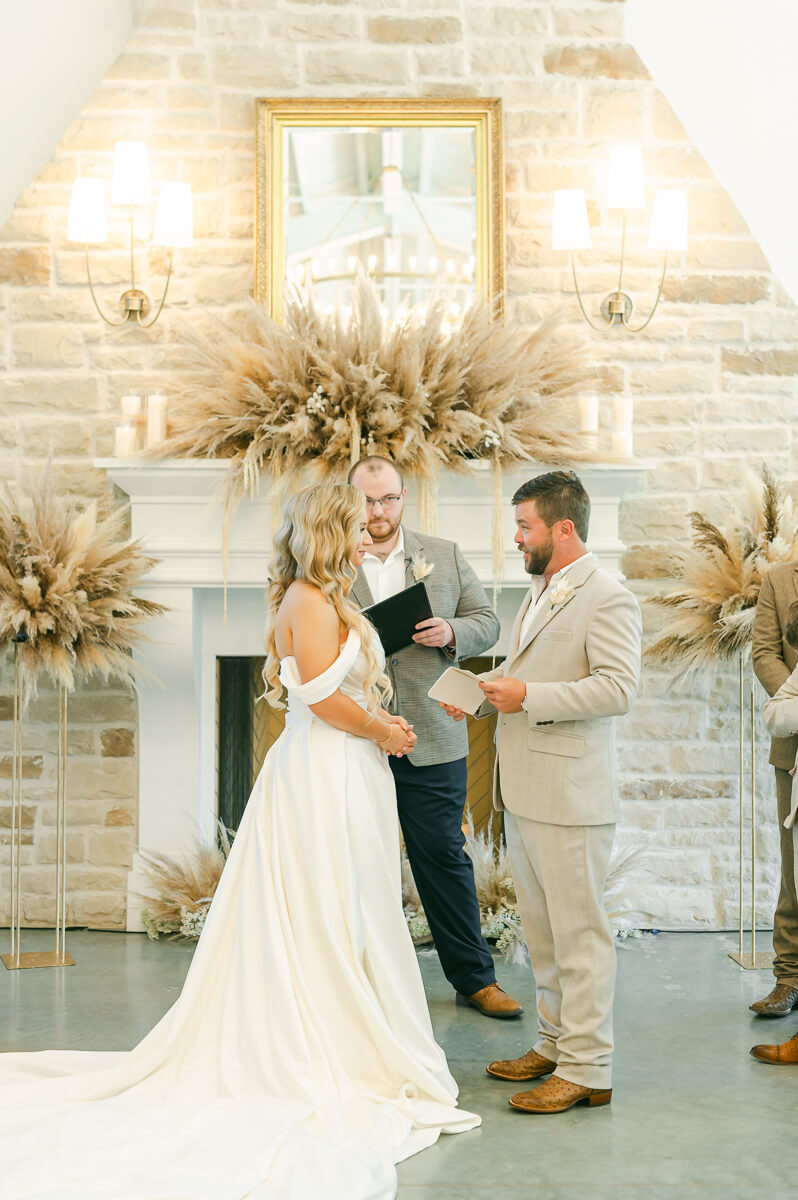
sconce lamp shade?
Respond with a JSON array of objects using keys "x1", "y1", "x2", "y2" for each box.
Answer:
[
  {"x1": 112, "y1": 141, "x2": 151, "y2": 206},
  {"x1": 606, "y1": 144, "x2": 645, "y2": 209},
  {"x1": 153, "y1": 182, "x2": 193, "y2": 247},
  {"x1": 552, "y1": 188, "x2": 592, "y2": 251},
  {"x1": 67, "y1": 178, "x2": 107, "y2": 244},
  {"x1": 649, "y1": 187, "x2": 688, "y2": 251}
]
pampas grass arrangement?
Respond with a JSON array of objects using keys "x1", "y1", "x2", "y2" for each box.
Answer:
[
  {"x1": 158, "y1": 277, "x2": 591, "y2": 537},
  {"x1": 142, "y1": 823, "x2": 658, "y2": 951},
  {"x1": 0, "y1": 470, "x2": 165, "y2": 694},
  {"x1": 140, "y1": 824, "x2": 233, "y2": 940},
  {"x1": 646, "y1": 466, "x2": 798, "y2": 676}
]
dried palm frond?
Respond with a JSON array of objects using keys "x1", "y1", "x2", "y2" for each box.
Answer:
[
  {"x1": 157, "y1": 278, "x2": 594, "y2": 519},
  {"x1": 647, "y1": 466, "x2": 798, "y2": 676},
  {"x1": 0, "y1": 468, "x2": 165, "y2": 694}
]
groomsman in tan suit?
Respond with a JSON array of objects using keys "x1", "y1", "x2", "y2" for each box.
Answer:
[{"x1": 441, "y1": 471, "x2": 642, "y2": 1113}]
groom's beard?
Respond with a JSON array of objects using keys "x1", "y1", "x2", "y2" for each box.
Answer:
[{"x1": 523, "y1": 533, "x2": 554, "y2": 576}]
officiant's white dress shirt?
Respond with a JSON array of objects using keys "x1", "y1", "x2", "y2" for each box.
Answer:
[
  {"x1": 519, "y1": 551, "x2": 594, "y2": 647},
  {"x1": 361, "y1": 526, "x2": 406, "y2": 602}
]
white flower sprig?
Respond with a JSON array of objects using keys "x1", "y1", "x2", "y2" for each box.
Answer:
[
  {"x1": 549, "y1": 577, "x2": 574, "y2": 610},
  {"x1": 481, "y1": 429, "x2": 501, "y2": 452},
  {"x1": 410, "y1": 551, "x2": 434, "y2": 582},
  {"x1": 306, "y1": 384, "x2": 327, "y2": 416}
]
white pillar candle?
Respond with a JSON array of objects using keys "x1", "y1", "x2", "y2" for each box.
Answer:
[
  {"x1": 120, "y1": 394, "x2": 141, "y2": 418},
  {"x1": 611, "y1": 429, "x2": 634, "y2": 458},
  {"x1": 578, "y1": 393, "x2": 599, "y2": 433},
  {"x1": 147, "y1": 393, "x2": 168, "y2": 447},
  {"x1": 612, "y1": 394, "x2": 634, "y2": 457},
  {"x1": 114, "y1": 423, "x2": 137, "y2": 457}
]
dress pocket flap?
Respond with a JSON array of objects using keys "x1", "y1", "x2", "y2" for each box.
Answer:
[
  {"x1": 526, "y1": 728, "x2": 585, "y2": 758},
  {"x1": 540, "y1": 630, "x2": 572, "y2": 642}
]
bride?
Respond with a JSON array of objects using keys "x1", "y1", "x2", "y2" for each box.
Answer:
[{"x1": 0, "y1": 480, "x2": 479, "y2": 1199}]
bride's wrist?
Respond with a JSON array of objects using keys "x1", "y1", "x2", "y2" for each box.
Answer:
[{"x1": 375, "y1": 722, "x2": 394, "y2": 747}]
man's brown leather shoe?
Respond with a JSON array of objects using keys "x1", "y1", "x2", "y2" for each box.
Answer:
[
  {"x1": 509, "y1": 1075, "x2": 612, "y2": 1114},
  {"x1": 456, "y1": 983, "x2": 523, "y2": 1019},
  {"x1": 486, "y1": 1047, "x2": 555, "y2": 1081},
  {"x1": 749, "y1": 983, "x2": 798, "y2": 1016},
  {"x1": 750, "y1": 1031, "x2": 798, "y2": 1064}
]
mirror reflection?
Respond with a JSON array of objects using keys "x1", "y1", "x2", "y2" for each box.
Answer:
[{"x1": 283, "y1": 125, "x2": 478, "y2": 316}]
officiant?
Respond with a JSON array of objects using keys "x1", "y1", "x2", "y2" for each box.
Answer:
[{"x1": 348, "y1": 456, "x2": 522, "y2": 1020}]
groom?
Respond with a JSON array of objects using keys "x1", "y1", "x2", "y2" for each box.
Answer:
[
  {"x1": 348, "y1": 455, "x2": 522, "y2": 1019},
  {"x1": 442, "y1": 470, "x2": 641, "y2": 1111}
]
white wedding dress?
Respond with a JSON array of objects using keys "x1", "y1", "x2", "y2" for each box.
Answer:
[{"x1": 0, "y1": 628, "x2": 479, "y2": 1199}]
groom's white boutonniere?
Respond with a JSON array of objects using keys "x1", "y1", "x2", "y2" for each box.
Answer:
[
  {"x1": 410, "y1": 552, "x2": 434, "y2": 582},
  {"x1": 549, "y1": 577, "x2": 574, "y2": 611}
]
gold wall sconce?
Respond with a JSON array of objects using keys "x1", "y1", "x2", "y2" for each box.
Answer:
[
  {"x1": 553, "y1": 144, "x2": 687, "y2": 332},
  {"x1": 67, "y1": 141, "x2": 193, "y2": 327}
]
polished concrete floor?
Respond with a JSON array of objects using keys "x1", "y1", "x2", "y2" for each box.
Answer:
[{"x1": 1, "y1": 929, "x2": 797, "y2": 1198}]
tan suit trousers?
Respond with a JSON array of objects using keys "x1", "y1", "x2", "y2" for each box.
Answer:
[
  {"x1": 505, "y1": 812, "x2": 616, "y2": 1090},
  {"x1": 774, "y1": 766, "x2": 798, "y2": 985}
]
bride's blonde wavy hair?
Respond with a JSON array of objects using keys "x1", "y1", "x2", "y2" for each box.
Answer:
[{"x1": 263, "y1": 481, "x2": 391, "y2": 712}]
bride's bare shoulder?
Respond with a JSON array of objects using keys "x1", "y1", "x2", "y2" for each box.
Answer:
[
  {"x1": 282, "y1": 580, "x2": 334, "y2": 617},
  {"x1": 274, "y1": 582, "x2": 339, "y2": 656}
]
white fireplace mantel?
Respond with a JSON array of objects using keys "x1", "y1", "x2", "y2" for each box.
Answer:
[{"x1": 95, "y1": 458, "x2": 649, "y2": 930}]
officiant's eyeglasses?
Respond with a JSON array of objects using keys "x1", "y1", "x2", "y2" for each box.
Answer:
[{"x1": 364, "y1": 495, "x2": 403, "y2": 512}]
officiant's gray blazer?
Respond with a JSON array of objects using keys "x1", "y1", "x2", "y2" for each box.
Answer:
[
  {"x1": 351, "y1": 527, "x2": 500, "y2": 767},
  {"x1": 477, "y1": 555, "x2": 641, "y2": 826}
]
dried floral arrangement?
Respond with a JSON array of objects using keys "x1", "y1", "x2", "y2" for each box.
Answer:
[
  {"x1": 142, "y1": 824, "x2": 657, "y2": 953},
  {"x1": 140, "y1": 825, "x2": 233, "y2": 940},
  {"x1": 158, "y1": 278, "x2": 592, "y2": 567},
  {"x1": 0, "y1": 470, "x2": 165, "y2": 694},
  {"x1": 646, "y1": 467, "x2": 798, "y2": 676}
]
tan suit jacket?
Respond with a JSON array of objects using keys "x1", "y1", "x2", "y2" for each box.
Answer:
[
  {"x1": 753, "y1": 562, "x2": 798, "y2": 770},
  {"x1": 478, "y1": 555, "x2": 642, "y2": 826}
]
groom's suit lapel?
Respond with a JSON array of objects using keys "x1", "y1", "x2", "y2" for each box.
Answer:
[{"x1": 508, "y1": 555, "x2": 597, "y2": 669}]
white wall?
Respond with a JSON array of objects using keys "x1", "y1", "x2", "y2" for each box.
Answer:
[
  {"x1": 0, "y1": 0, "x2": 133, "y2": 231},
  {"x1": 627, "y1": 0, "x2": 798, "y2": 306}
]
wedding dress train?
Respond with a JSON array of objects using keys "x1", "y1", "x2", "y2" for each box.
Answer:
[{"x1": 0, "y1": 629, "x2": 479, "y2": 1198}]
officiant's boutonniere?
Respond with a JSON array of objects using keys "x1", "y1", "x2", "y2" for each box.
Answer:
[
  {"x1": 549, "y1": 577, "x2": 574, "y2": 611},
  {"x1": 410, "y1": 552, "x2": 434, "y2": 582}
]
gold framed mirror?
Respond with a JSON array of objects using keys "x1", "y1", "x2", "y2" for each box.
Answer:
[{"x1": 255, "y1": 97, "x2": 504, "y2": 320}]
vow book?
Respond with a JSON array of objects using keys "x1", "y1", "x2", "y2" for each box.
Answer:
[
  {"x1": 363, "y1": 581, "x2": 433, "y2": 656},
  {"x1": 427, "y1": 667, "x2": 485, "y2": 715}
]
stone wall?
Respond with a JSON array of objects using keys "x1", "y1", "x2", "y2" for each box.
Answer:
[{"x1": 1, "y1": 0, "x2": 797, "y2": 930}]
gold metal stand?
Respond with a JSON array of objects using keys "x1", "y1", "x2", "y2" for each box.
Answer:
[
  {"x1": 728, "y1": 652, "x2": 774, "y2": 970},
  {"x1": 3, "y1": 647, "x2": 74, "y2": 970}
]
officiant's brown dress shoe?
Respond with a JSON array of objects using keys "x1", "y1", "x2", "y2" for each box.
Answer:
[
  {"x1": 455, "y1": 984, "x2": 523, "y2": 1019},
  {"x1": 750, "y1": 1030, "x2": 798, "y2": 1064},
  {"x1": 749, "y1": 983, "x2": 798, "y2": 1017},
  {"x1": 486, "y1": 1047, "x2": 555, "y2": 1081},
  {"x1": 509, "y1": 1075, "x2": 612, "y2": 1114}
]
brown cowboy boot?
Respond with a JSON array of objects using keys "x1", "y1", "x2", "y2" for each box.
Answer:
[
  {"x1": 749, "y1": 983, "x2": 798, "y2": 1016},
  {"x1": 456, "y1": 983, "x2": 523, "y2": 1019},
  {"x1": 750, "y1": 1030, "x2": 798, "y2": 1064},
  {"x1": 509, "y1": 1075, "x2": 612, "y2": 1114},
  {"x1": 486, "y1": 1047, "x2": 556, "y2": 1081}
]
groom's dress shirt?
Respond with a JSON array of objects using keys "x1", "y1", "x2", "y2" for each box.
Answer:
[
  {"x1": 519, "y1": 551, "x2": 594, "y2": 649},
  {"x1": 361, "y1": 527, "x2": 406, "y2": 602}
]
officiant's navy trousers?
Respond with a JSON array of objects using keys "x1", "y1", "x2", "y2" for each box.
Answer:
[{"x1": 390, "y1": 755, "x2": 496, "y2": 996}]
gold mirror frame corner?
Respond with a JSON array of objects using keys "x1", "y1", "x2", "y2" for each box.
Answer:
[{"x1": 254, "y1": 96, "x2": 505, "y2": 321}]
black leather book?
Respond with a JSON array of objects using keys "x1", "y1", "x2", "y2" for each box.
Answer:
[{"x1": 363, "y1": 582, "x2": 434, "y2": 656}]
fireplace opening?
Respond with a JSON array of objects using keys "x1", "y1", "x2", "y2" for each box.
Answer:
[{"x1": 216, "y1": 656, "x2": 501, "y2": 841}]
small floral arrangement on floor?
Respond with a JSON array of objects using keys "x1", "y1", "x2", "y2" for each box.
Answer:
[{"x1": 140, "y1": 824, "x2": 233, "y2": 940}]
